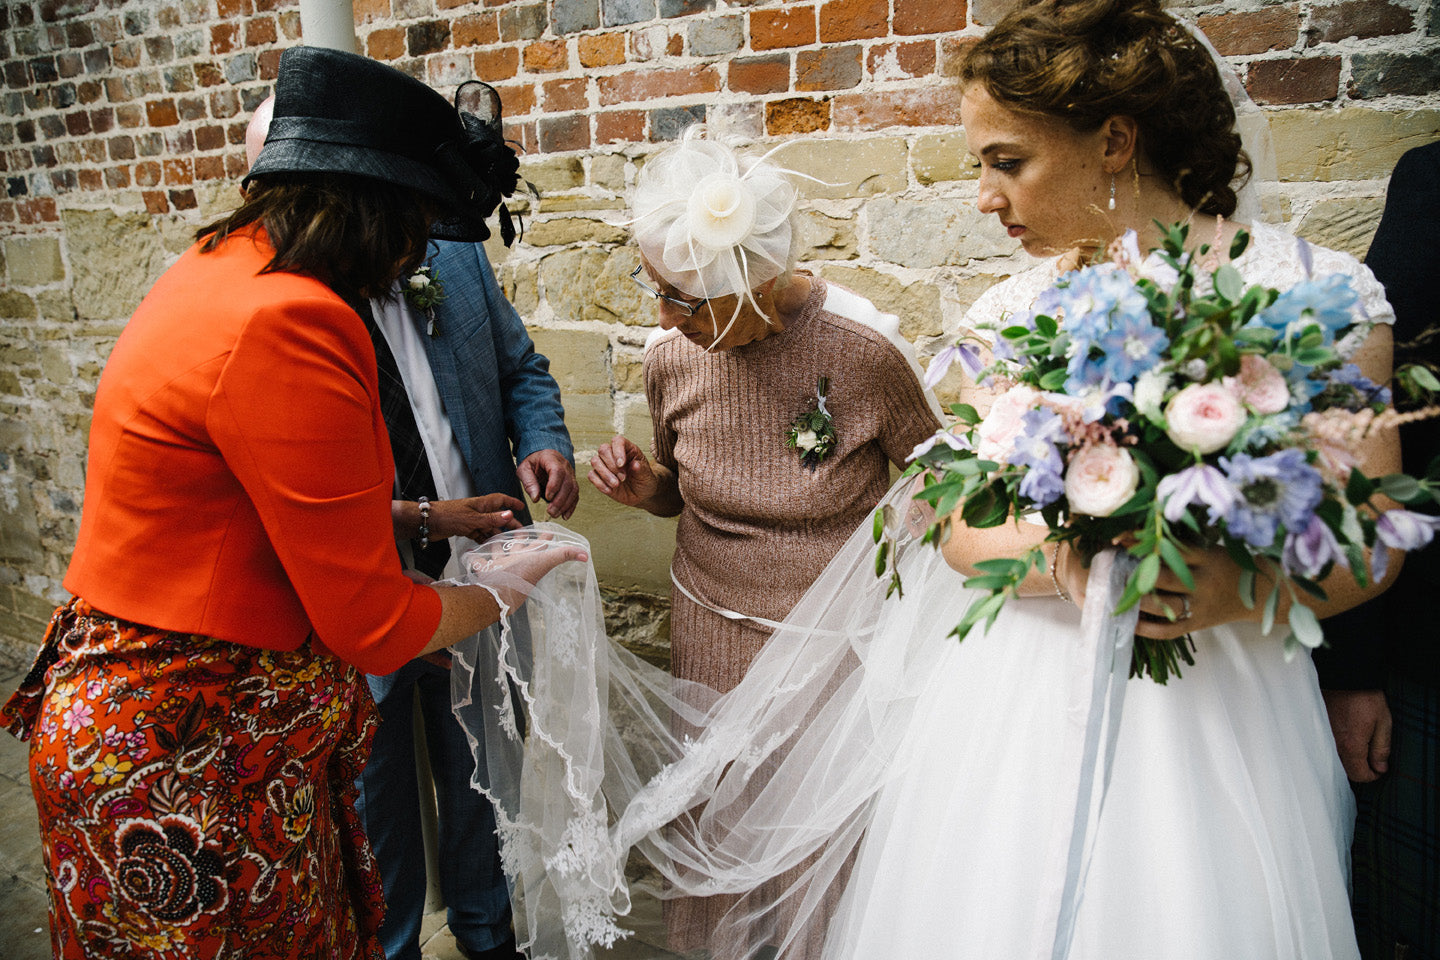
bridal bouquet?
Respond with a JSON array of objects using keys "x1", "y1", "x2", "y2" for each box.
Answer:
[{"x1": 888, "y1": 224, "x2": 1440, "y2": 682}]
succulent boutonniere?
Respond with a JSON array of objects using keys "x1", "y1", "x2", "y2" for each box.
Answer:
[
  {"x1": 786, "y1": 375, "x2": 837, "y2": 470},
  {"x1": 405, "y1": 264, "x2": 445, "y2": 336}
]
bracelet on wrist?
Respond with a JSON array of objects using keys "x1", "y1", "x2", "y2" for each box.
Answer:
[
  {"x1": 417, "y1": 496, "x2": 431, "y2": 548},
  {"x1": 1050, "y1": 543, "x2": 1073, "y2": 604}
]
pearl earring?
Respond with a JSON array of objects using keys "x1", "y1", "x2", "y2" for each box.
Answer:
[{"x1": 1108, "y1": 174, "x2": 1116, "y2": 211}]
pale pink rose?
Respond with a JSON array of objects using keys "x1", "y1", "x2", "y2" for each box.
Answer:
[
  {"x1": 1065, "y1": 443, "x2": 1140, "y2": 517},
  {"x1": 1223, "y1": 354, "x2": 1290, "y2": 415},
  {"x1": 1165, "y1": 382, "x2": 1247, "y2": 454},
  {"x1": 975, "y1": 385, "x2": 1039, "y2": 462}
]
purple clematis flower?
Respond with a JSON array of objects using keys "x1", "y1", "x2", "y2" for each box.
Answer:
[
  {"x1": 1282, "y1": 514, "x2": 1348, "y2": 579},
  {"x1": 1156, "y1": 464, "x2": 1241, "y2": 526},
  {"x1": 1371, "y1": 510, "x2": 1440, "y2": 581},
  {"x1": 909, "y1": 429, "x2": 971, "y2": 462},
  {"x1": 924, "y1": 342, "x2": 985, "y2": 389}
]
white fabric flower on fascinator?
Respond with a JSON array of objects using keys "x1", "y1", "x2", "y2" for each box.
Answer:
[{"x1": 630, "y1": 126, "x2": 800, "y2": 341}]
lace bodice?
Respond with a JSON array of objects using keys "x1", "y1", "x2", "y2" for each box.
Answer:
[{"x1": 965, "y1": 222, "x2": 1395, "y2": 356}]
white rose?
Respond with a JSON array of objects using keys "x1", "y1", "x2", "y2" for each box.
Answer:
[
  {"x1": 1064, "y1": 444, "x2": 1140, "y2": 517},
  {"x1": 408, "y1": 274, "x2": 430, "y2": 290},
  {"x1": 1222, "y1": 354, "x2": 1290, "y2": 415},
  {"x1": 1133, "y1": 369, "x2": 1170, "y2": 422},
  {"x1": 1164, "y1": 382, "x2": 1246, "y2": 454},
  {"x1": 795, "y1": 429, "x2": 819, "y2": 452},
  {"x1": 975, "y1": 385, "x2": 1039, "y2": 463}
]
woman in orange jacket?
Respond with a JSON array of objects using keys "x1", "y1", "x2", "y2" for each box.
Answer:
[{"x1": 0, "y1": 47, "x2": 582, "y2": 960}]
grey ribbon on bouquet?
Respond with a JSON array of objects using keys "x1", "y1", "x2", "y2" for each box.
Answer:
[{"x1": 1039, "y1": 549, "x2": 1139, "y2": 960}]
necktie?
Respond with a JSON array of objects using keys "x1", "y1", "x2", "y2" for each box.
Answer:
[{"x1": 354, "y1": 298, "x2": 452, "y2": 578}]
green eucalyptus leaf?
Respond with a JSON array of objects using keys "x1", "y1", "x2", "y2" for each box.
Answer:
[
  {"x1": 1158, "y1": 538, "x2": 1196, "y2": 591},
  {"x1": 1261, "y1": 582, "x2": 1280, "y2": 635},
  {"x1": 1214, "y1": 264, "x2": 1244, "y2": 302},
  {"x1": 1136, "y1": 553, "x2": 1162, "y2": 594},
  {"x1": 1345, "y1": 468, "x2": 1376, "y2": 506},
  {"x1": 1229, "y1": 229, "x2": 1251, "y2": 260},
  {"x1": 1287, "y1": 602, "x2": 1324, "y2": 649},
  {"x1": 1378, "y1": 473, "x2": 1423, "y2": 502},
  {"x1": 951, "y1": 403, "x2": 982, "y2": 425}
]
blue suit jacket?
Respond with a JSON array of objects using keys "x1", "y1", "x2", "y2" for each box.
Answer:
[{"x1": 412, "y1": 240, "x2": 572, "y2": 523}]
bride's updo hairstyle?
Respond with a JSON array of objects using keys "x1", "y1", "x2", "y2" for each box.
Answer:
[{"x1": 959, "y1": 0, "x2": 1251, "y2": 217}]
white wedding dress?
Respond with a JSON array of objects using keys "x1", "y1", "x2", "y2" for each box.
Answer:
[{"x1": 450, "y1": 224, "x2": 1392, "y2": 960}]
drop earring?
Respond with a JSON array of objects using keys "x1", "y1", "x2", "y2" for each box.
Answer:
[{"x1": 1108, "y1": 173, "x2": 1117, "y2": 211}]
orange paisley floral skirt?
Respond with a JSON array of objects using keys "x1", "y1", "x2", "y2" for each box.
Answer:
[{"x1": 0, "y1": 597, "x2": 385, "y2": 959}]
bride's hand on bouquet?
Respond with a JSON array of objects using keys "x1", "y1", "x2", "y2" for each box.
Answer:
[{"x1": 1133, "y1": 544, "x2": 1254, "y2": 640}]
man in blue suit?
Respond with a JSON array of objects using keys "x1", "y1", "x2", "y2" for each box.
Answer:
[{"x1": 354, "y1": 236, "x2": 577, "y2": 960}]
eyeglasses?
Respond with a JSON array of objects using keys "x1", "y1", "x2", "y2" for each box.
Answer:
[{"x1": 630, "y1": 265, "x2": 709, "y2": 317}]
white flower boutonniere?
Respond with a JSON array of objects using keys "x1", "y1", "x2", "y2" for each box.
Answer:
[
  {"x1": 786, "y1": 375, "x2": 837, "y2": 470},
  {"x1": 405, "y1": 264, "x2": 445, "y2": 336}
]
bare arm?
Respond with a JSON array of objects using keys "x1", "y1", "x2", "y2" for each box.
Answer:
[{"x1": 413, "y1": 539, "x2": 589, "y2": 657}]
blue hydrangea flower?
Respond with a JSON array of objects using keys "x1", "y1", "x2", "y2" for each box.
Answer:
[
  {"x1": 1323, "y1": 363, "x2": 1392, "y2": 407},
  {"x1": 1010, "y1": 408, "x2": 1067, "y2": 507},
  {"x1": 1096, "y1": 313, "x2": 1168, "y2": 384},
  {"x1": 1054, "y1": 265, "x2": 1151, "y2": 349},
  {"x1": 1219, "y1": 449, "x2": 1325, "y2": 549},
  {"x1": 1253, "y1": 275, "x2": 1359, "y2": 342},
  {"x1": 1019, "y1": 464, "x2": 1066, "y2": 506}
]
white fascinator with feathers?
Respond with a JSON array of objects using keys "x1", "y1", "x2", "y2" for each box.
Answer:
[{"x1": 629, "y1": 125, "x2": 802, "y2": 338}]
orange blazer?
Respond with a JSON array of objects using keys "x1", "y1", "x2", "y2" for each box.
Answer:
[{"x1": 64, "y1": 228, "x2": 441, "y2": 676}]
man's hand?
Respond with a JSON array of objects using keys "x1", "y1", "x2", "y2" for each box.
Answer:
[
  {"x1": 517, "y1": 449, "x2": 579, "y2": 520},
  {"x1": 1322, "y1": 688, "x2": 1392, "y2": 782}
]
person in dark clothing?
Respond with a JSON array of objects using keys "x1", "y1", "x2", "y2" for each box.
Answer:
[{"x1": 1317, "y1": 139, "x2": 1440, "y2": 960}]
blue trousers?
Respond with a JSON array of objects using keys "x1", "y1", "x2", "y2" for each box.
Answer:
[{"x1": 355, "y1": 658, "x2": 512, "y2": 959}]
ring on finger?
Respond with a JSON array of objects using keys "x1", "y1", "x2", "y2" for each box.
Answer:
[{"x1": 1179, "y1": 594, "x2": 1193, "y2": 621}]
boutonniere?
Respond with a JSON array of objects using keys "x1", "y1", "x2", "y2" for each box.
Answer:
[
  {"x1": 405, "y1": 264, "x2": 445, "y2": 336},
  {"x1": 786, "y1": 375, "x2": 837, "y2": 470}
]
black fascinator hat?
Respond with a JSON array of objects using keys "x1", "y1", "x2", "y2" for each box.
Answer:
[
  {"x1": 245, "y1": 47, "x2": 519, "y2": 244},
  {"x1": 430, "y1": 80, "x2": 523, "y2": 245}
]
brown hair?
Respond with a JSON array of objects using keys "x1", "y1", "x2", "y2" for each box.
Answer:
[
  {"x1": 196, "y1": 173, "x2": 436, "y2": 301},
  {"x1": 959, "y1": 0, "x2": 1251, "y2": 217}
]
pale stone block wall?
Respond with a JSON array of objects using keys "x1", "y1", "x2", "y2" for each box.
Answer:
[{"x1": 1, "y1": 0, "x2": 1436, "y2": 661}]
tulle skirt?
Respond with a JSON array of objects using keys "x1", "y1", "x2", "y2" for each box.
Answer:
[{"x1": 827, "y1": 552, "x2": 1359, "y2": 960}]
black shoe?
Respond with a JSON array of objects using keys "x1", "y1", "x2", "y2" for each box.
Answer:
[{"x1": 457, "y1": 935, "x2": 525, "y2": 960}]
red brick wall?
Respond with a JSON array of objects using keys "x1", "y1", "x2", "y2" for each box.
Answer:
[{"x1": 3, "y1": 0, "x2": 1437, "y2": 223}]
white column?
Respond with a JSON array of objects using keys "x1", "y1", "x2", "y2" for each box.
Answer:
[{"x1": 298, "y1": 0, "x2": 358, "y2": 53}]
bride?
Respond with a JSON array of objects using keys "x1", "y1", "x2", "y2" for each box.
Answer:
[{"x1": 451, "y1": 1, "x2": 1398, "y2": 957}]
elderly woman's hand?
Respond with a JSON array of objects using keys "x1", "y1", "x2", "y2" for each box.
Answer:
[{"x1": 588, "y1": 436, "x2": 666, "y2": 509}]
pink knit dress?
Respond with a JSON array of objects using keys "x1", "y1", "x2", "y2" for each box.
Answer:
[{"x1": 645, "y1": 278, "x2": 942, "y2": 954}]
